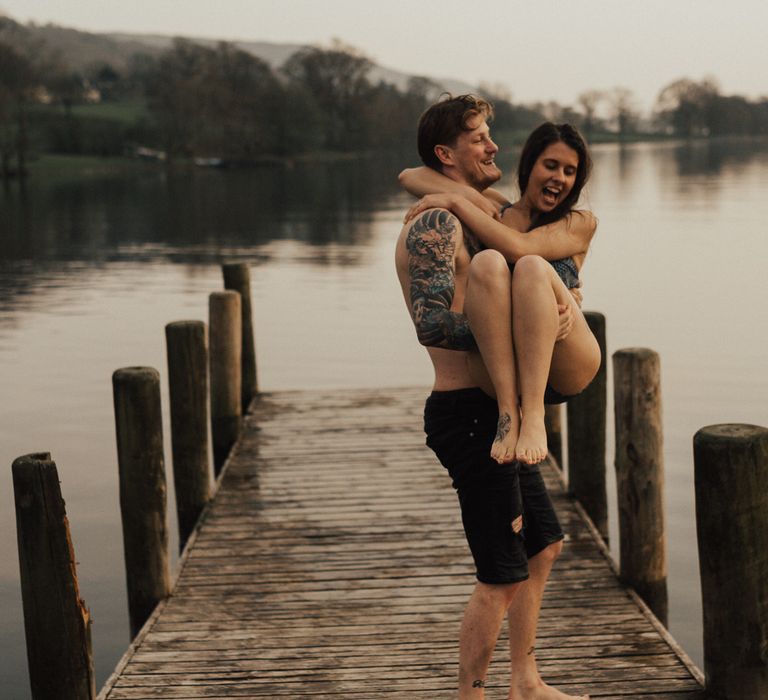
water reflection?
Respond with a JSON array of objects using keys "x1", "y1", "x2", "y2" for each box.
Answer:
[
  {"x1": 672, "y1": 137, "x2": 768, "y2": 176},
  {"x1": 0, "y1": 154, "x2": 406, "y2": 266},
  {"x1": 0, "y1": 155, "x2": 412, "y2": 320}
]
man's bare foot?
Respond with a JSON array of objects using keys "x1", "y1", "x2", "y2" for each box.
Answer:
[
  {"x1": 491, "y1": 410, "x2": 520, "y2": 464},
  {"x1": 508, "y1": 677, "x2": 589, "y2": 700},
  {"x1": 514, "y1": 411, "x2": 547, "y2": 464}
]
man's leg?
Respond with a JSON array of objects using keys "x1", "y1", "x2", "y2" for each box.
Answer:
[
  {"x1": 425, "y1": 391, "x2": 533, "y2": 698},
  {"x1": 459, "y1": 581, "x2": 521, "y2": 698},
  {"x1": 506, "y1": 541, "x2": 588, "y2": 700},
  {"x1": 504, "y1": 464, "x2": 589, "y2": 700},
  {"x1": 453, "y1": 452, "x2": 528, "y2": 698}
]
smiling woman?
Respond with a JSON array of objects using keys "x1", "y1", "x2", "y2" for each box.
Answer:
[
  {"x1": 514, "y1": 123, "x2": 593, "y2": 229},
  {"x1": 524, "y1": 143, "x2": 579, "y2": 211}
]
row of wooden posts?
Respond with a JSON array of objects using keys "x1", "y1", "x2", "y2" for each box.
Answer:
[
  {"x1": 12, "y1": 263, "x2": 258, "y2": 700},
  {"x1": 546, "y1": 311, "x2": 768, "y2": 699},
  {"x1": 11, "y1": 287, "x2": 768, "y2": 699}
]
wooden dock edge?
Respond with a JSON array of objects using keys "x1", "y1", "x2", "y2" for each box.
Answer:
[
  {"x1": 96, "y1": 396, "x2": 258, "y2": 699},
  {"x1": 548, "y1": 462, "x2": 706, "y2": 689}
]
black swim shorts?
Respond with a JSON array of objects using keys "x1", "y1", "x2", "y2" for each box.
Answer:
[{"x1": 423, "y1": 387, "x2": 564, "y2": 585}]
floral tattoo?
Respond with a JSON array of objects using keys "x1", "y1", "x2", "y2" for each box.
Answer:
[{"x1": 406, "y1": 209, "x2": 476, "y2": 351}]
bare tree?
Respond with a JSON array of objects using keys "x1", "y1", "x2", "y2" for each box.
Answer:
[
  {"x1": 607, "y1": 87, "x2": 639, "y2": 138},
  {"x1": 655, "y1": 77, "x2": 720, "y2": 137},
  {"x1": 283, "y1": 46, "x2": 373, "y2": 150},
  {"x1": 576, "y1": 90, "x2": 604, "y2": 138}
]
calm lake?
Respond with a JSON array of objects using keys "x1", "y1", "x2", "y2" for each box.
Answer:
[{"x1": 2, "y1": 139, "x2": 767, "y2": 698}]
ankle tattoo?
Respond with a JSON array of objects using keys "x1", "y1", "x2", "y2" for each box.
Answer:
[
  {"x1": 495, "y1": 413, "x2": 511, "y2": 442},
  {"x1": 527, "y1": 645, "x2": 535, "y2": 655},
  {"x1": 472, "y1": 679, "x2": 486, "y2": 688}
]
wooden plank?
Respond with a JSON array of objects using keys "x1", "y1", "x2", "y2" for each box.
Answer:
[{"x1": 98, "y1": 387, "x2": 705, "y2": 699}]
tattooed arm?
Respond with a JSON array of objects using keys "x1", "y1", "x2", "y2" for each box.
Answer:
[
  {"x1": 405, "y1": 193, "x2": 596, "y2": 263},
  {"x1": 406, "y1": 208, "x2": 476, "y2": 351}
]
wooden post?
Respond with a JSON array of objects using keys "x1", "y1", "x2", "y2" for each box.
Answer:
[
  {"x1": 12, "y1": 453, "x2": 96, "y2": 700},
  {"x1": 567, "y1": 311, "x2": 608, "y2": 541},
  {"x1": 544, "y1": 405, "x2": 562, "y2": 468},
  {"x1": 612, "y1": 347, "x2": 668, "y2": 625},
  {"x1": 223, "y1": 263, "x2": 258, "y2": 412},
  {"x1": 693, "y1": 424, "x2": 768, "y2": 699},
  {"x1": 165, "y1": 321, "x2": 211, "y2": 552},
  {"x1": 112, "y1": 367, "x2": 171, "y2": 639},
  {"x1": 209, "y1": 291, "x2": 242, "y2": 474}
]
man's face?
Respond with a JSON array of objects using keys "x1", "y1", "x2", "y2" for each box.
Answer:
[{"x1": 441, "y1": 115, "x2": 501, "y2": 190}]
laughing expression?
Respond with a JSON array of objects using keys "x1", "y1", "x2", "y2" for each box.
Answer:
[
  {"x1": 526, "y1": 141, "x2": 579, "y2": 213},
  {"x1": 444, "y1": 115, "x2": 501, "y2": 190}
]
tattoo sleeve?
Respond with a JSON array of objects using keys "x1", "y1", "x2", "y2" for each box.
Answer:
[{"x1": 406, "y1": 209, "x2": 476, "y2": 351}]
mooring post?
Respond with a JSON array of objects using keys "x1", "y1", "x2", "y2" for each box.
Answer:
[
  {"x1": 112, "y1": 367, "x2": 171, "y2": 639},
  {"x1": 223, "y1": 263, "x2": 258, "y2": 412},
  {"x1": 165, "y1": 321, "x2": 211, "y2": 552},
  {"x1": 544, "y1": 405, "x2": 563, "y2": 468},
  {"x1": 12, "y1": 452, "x2": 95, "y2": 700},
  {"x1": 567, "y1": 311, "x2": 608, "y2": 541},
  {"x1": 693, "y1": 424, "x2": 768, "y2": 699},
  {"x1": 612, "y1": 347, "x2": 668, "y2": 626},
  {"x1": 209, "y1": 291, "x2": 242, "y2": 474}
]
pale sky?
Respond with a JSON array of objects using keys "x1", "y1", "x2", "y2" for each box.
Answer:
[{"x1": 2, "y1": 0, "x2": 766, "y2": 113}]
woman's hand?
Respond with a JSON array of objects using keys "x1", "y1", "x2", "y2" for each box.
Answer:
[
  {"x1": 556, "y1": 304, "x2": 575, "y2": 341},
  {"x1": 403, "y1": 193, "x2": 458, "y2": 223}
]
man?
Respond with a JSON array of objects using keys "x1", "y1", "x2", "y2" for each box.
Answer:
[{"x1": 395, "y1": 95, "x2": 587, "y2": 700}]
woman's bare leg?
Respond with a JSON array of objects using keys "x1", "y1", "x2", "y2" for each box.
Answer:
[
  {"x1": 511, "y1": 255, "x2": 600, "y2": 464},
  {"x1": 464, "y1": 250, "x2": 520, "y2": 463}
]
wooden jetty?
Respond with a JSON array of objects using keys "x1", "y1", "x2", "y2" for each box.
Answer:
[
  {"x1": 13, "y1": 268, "x2": 768, "y2": 698},
  {"x1": 96, "y1": 385, "x2": 705, "y2": 699}
]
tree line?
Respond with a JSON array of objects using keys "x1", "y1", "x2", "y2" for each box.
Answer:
[{"x1": 1, "y1": 25, "x2": 768, "y2": 177}]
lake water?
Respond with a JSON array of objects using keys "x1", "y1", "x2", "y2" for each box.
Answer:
[{"x1": 1, "y1": 140, "x2": 767, "y2": 698}]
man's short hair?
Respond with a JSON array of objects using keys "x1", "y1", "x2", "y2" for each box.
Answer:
[{"x1": 417, "y1": 94, "x2": 494, "y2": 171}]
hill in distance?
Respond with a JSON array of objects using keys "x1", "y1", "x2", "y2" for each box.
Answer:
[
  {"x1": 109, "y1": 33, "x2": 476, "y2": 95},
  {"x1": 0, "y1": 15, "x2": 476, "y2": 95}
]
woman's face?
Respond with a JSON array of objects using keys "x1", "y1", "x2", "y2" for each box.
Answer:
[{"x1": 524, "y1": 141, "x2": 579, "y2": 213}]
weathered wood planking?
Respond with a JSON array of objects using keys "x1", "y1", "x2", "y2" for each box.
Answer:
[{"x1": 98, "y1": 387, "x2": 705, "y2": 699}]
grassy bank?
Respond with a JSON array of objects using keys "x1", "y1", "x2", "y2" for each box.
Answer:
[{"x1": 68, "y1": 99, "x2": 149, "y2": 124}]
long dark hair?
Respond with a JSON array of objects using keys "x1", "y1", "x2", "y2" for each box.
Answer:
[{"x1": 517, "y1": 122, "x2": 592, "y2": 229}]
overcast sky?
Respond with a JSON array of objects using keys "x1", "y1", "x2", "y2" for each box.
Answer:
[{"x1": 2, "y1": 0, "x2": 765, "y2": 112}]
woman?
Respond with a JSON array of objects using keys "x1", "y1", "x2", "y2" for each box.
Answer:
[{"x1": 401, "y1": 122, "x2": 600, "y2": 465}]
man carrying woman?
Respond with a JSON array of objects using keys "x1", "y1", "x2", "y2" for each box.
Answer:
[{"x1": 394, "y1": 94, "x2": 598, "y2": 699}]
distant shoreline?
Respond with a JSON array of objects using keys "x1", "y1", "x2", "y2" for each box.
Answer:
[{"x1": 19, "y1": 134, "x2": 768, "y2": 178}]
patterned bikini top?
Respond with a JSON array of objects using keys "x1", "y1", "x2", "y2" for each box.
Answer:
[{"x1": 498, "y1": 204, "x2": 580, "y2": 289}]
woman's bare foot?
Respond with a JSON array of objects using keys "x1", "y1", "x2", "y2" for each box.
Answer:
[
  {"x1": 514, "y1": 410, "x2": 548, "y2": 464},
  {"x1": 491, "y1": 410, "x2": 520, "y2": 464}
]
